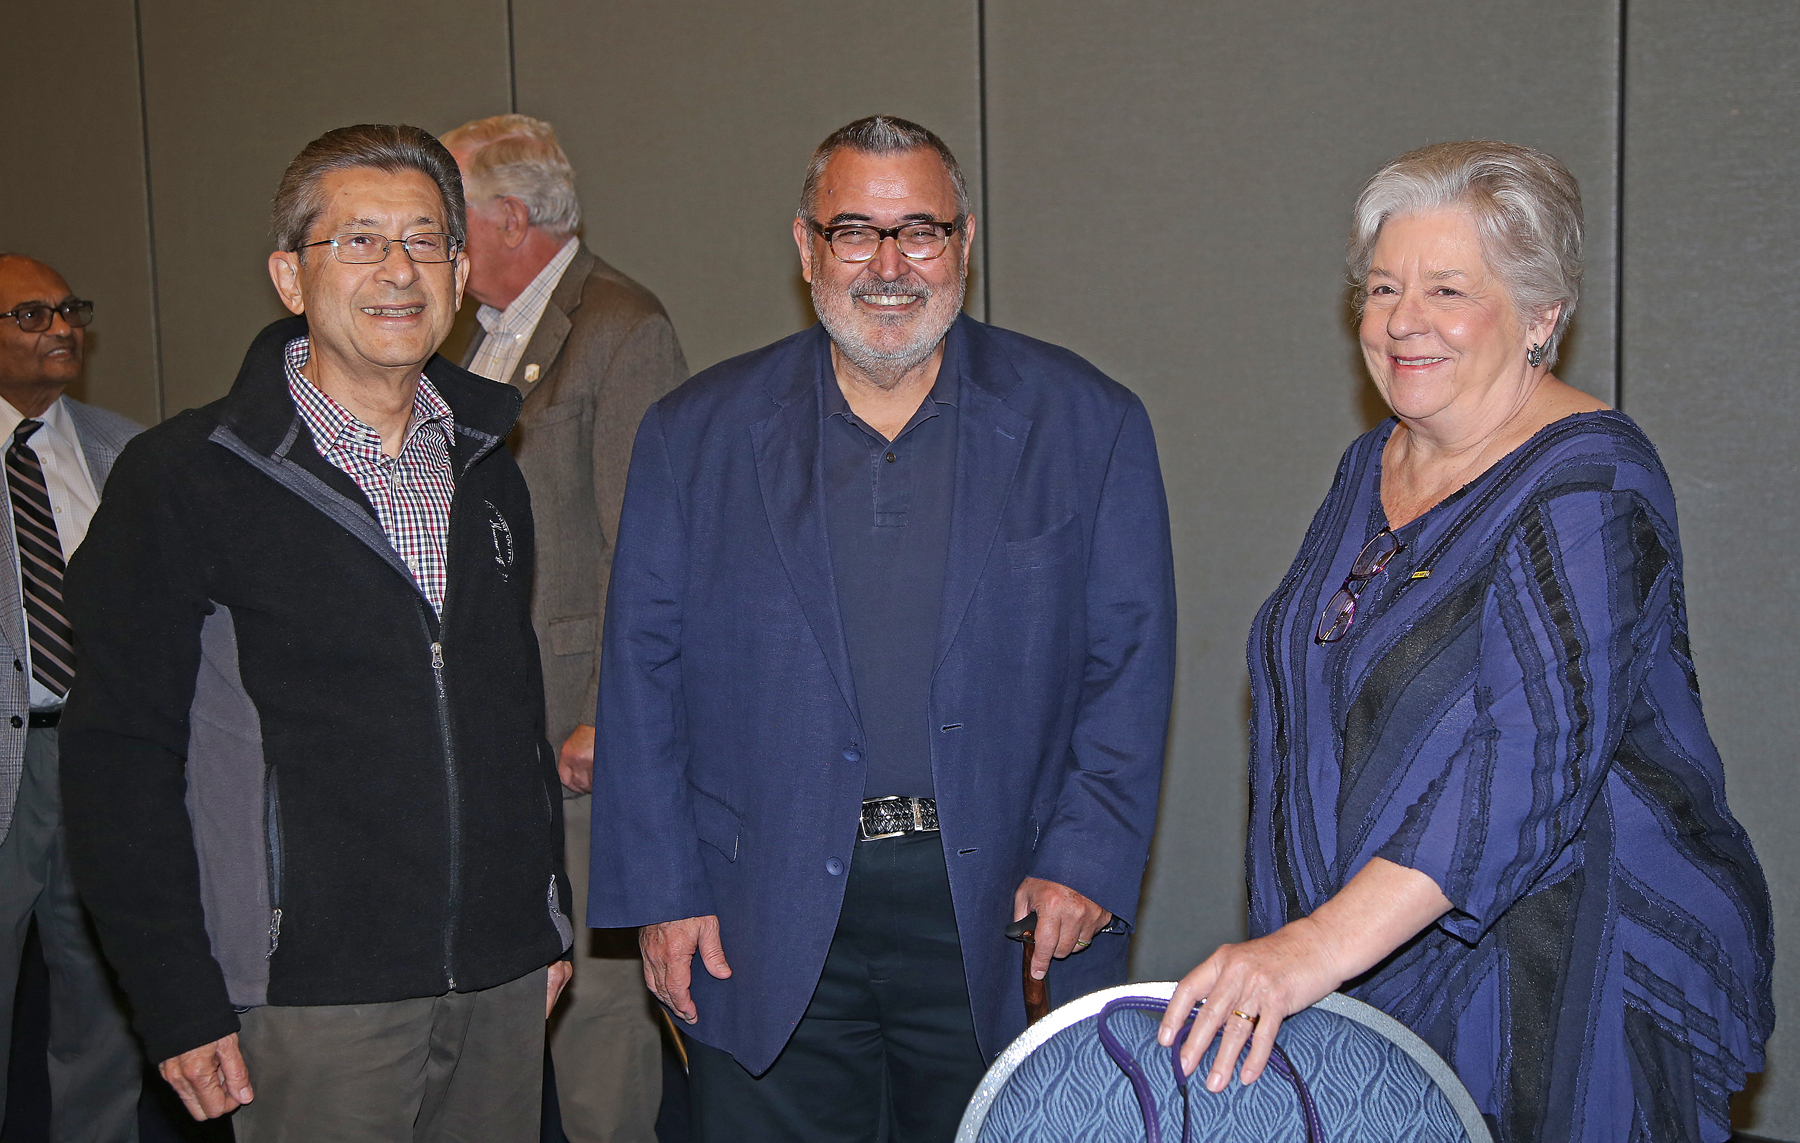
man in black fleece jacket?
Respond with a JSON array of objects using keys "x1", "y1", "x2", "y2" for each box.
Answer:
[{"x1": 58, "y1": 124, "x2": 572, "y2": 1141}]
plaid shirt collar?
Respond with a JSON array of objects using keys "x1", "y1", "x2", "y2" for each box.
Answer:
[
  {"x1": 282, "y1": 336, "x2": 454, "y2": 459},
  {"x1": 468, "y1": 237, "x2": 580, "y2": 385},
  {"x1": 475, "y1": 236, "x2": 579, "y2": 340}
]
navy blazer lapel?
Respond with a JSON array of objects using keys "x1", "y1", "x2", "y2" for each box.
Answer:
[
  {"x1": 937, "y1": 319, "x2": 1030, "y2": 669},
  {"x1": 749, "y1": 331, "x2": 861, "y2": 728}
]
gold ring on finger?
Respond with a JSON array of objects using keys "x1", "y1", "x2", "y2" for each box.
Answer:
[
  {"x1": 1231, "y1": 1009, "x2": 1258, "y2": 1023},
  {"x1": 1074, "y1": 938, "x2": 1091, "y2": 949}
]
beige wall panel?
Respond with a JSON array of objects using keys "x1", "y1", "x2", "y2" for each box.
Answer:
[
  {"x1": 0, "y1": 0, "x2": 160, "y2": 425},
  {"x1": 509, "y1": 0, "x2": 983, "y2": 374},
  {"x1": 138, "y1": 0, "x2": 512, "y2": 414},
  {"x1": 1621, "y1": 4, "x2": 1799, "y2": 1134},
  {"x1": 984, "y1": 1, "x2": 1621, "y2": 981}
]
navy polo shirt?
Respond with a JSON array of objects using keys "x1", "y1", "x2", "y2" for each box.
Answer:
[{"x1": 822, "y1": 362, "x2": 958, "y2": 800}]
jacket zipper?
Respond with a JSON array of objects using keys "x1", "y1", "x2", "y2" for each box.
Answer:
[
  {"x1": 425, "y1": 443, "x2": 471, "y2": 994},
  {"x1": 265, "y1": 763, "x2": 284, "y2": 955},
  {"x1": 216, "y1": 403, "x2": 512, "y2": 991},
  {"x1": 424, "y1": 618, "x2": 462, "y2": 992}
]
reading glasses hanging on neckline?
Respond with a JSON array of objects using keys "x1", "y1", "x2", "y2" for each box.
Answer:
[{"x1": 1315, "y1": 527, "x2": 1405, "y2": 644}]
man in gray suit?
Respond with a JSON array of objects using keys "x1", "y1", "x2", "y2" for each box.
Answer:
[
  {"x1": 441, "y1": 115, "x2": 687, "y2": 1142},
  {"x1": 0, "y1": 254, "x2": 142, "y2": 1142}
]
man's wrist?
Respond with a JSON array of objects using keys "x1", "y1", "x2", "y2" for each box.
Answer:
[{"x1": 145, "y1": 1008, "x2": 244, "y2": 1070}]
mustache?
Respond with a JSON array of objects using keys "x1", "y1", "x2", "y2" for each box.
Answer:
[{"x1": 850, "y1": 278, "x2": 931, "y2": 300}]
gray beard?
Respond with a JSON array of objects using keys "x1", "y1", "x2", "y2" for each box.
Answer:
[{"x1": 814, "y1": 275, "x2": 966, "y2": 389}]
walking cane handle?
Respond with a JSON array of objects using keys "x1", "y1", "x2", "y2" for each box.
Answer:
[{"x1": 1005, "y1": 911, "x2": 1052, "y2": 1024}]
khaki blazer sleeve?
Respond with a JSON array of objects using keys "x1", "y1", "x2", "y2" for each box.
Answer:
[
  {"x1": 510, "y1": 250, "x2": 687, "y2": 747},
  {"x1": 580, "y1": 309, "x2": 686, "y2": 719}
]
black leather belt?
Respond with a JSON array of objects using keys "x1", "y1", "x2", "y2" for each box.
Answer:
[
  {"x1": 859, "y1": 796, "x2": 938, "y2": 841},
  {"x1": 27, "y1": 711, "x2": 60, "y2": 729}
]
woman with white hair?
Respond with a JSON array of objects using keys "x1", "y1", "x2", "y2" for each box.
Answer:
[{"x1": 1160, "y1": 141, "x2": 1773, "y2": 1141}]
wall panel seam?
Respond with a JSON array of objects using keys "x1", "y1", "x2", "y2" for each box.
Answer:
[
  {"x1": 977, "y1": 0, "x2": 991, "y2": 322},
  {"x1": 1613, "y1": 0, "x2": 1627, "y2": 411},
  {"x1": 506, "y1": 0, "x2": 518, "y2": 113},
  {"x1": 132, "y1": 0, "x2": 165, "y2": 422}
]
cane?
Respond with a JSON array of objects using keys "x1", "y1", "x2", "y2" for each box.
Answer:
[{"x1": 1004, "y1": 910, "x2": 1052, "y2": 1025}]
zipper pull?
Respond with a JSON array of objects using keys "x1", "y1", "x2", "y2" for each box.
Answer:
[
  {"x1": 431, "y1": 642, "x2": 444, "y2": 670},
  {"x1": 268, "y1": 908, "x2": 283, "y2": 955}
]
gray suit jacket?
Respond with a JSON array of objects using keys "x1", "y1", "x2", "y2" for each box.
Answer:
[
  {"x1": 0, "y1": 397, "x2": 143, "y2": 840},
  {"x1": 463, "y1": 246, "x2": 687, "y2": 748}
]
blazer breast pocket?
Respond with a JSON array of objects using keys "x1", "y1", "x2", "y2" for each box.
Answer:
[
  {"x1": 548, "y1": 614, "x2": 596, "y2": 656},
  {"x1": 520, "y1": 398, "x2": 586, "y2": 431},
  {"x1": 1006, "y1": 514, "x2": 1082, "y2": 571}
]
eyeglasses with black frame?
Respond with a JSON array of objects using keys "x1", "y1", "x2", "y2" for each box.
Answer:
[
  {"x1": 809, "y1": 219, "x2": 960, "y2": 264},
  {"x1": 1315, "y1": 527, "x2": 1404, "y2": 644},
  {"x1": 295, "y1": 232, "x2": 461, "y2": 265},
  {"x1": 1, "y1": 299, "x2": 93, "y2": 334}
]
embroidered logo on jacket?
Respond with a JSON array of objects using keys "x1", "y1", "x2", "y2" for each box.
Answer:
[{"x1": 485, "y1": 500, "x2": 515, "y2": 579}]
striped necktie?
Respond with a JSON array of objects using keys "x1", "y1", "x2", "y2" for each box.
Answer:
[{"x1": 6, "y1": 421, "x2": 75, "y2": 698}]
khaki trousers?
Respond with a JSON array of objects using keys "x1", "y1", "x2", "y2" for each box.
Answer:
[
  {"x1": 232, "y1": 966, "x2": 547, "y2": 1143},
  {"x1": 554, "y1": 791, "x2": 662, "y2": 1143}
]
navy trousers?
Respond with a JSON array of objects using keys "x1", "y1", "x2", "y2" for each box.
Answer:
[{"x1": 685, "y1": 831, "x2": 988, "y2": 1143}]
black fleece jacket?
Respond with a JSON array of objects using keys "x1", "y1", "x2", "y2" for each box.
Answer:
[{"x1": 60, "y1": 317, "x2": 571, "y2": 1063}]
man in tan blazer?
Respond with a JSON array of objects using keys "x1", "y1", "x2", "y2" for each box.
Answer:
[{"x1": 443, "y1": 115, "x2": 686, "y2": 1143}]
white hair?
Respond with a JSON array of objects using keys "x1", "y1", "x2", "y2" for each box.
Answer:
[
  {"x1": 1349, "y1": 140, "x2": 1583, "y2": 367},
  {"x1": 440, "y1": 114, "x2": 581, "y2": 237}
]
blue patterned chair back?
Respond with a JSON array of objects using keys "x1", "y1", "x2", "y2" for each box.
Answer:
[{"x1": 957, "y1": 983, "x2": 1493, "y2": 1143}]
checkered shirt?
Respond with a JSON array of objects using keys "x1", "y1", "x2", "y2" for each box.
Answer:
[{"x1": 284, "y1": 337, "x2": 456, "y2": 615}]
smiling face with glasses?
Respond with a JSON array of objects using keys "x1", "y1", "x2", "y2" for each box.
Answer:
[
  {"x1": 0, "y1": 256, "x2": 91, "y2": 415},
  {"x1": 793, "y1": 147, "x2": 973, "y2": 385},
  {"x1": 267, "y1": 166, "x2": 468, "y2": 392}
]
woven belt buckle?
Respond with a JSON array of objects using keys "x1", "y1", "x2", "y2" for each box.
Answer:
[
  {"x1": 859, "y1": 796, "x2": 939, "y2": 841},
  {"x1": 859, "y1": 795, "x2": 908, "y2": 841}
]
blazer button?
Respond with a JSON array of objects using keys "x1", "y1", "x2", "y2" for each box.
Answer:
[
  {"x1": 825, "y1": 858, "x2": 844, "y2": 876},
  {"x1": 8, "y1": 716, "x2": 20, "y2": 729},
  {"x1": 10, "y1": 660, "x2": 19, "y2": 672},
  {"x1": 842, "y1": 747, "x2": 862, "y2": 763}
]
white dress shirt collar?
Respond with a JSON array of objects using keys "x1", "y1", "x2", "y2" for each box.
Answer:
[{"x1": 0, "y1": 394, "x2": 83, "y2": 467}]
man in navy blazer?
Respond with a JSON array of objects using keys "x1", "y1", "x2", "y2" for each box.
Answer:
[{"x1": 590, "y1": 117, "x2": 1175, "y2": 1142}]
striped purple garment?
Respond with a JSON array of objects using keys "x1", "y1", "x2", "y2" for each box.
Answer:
[
  {"x1": 283, "y1": 337, "x2": 456, "y2": 614},
  {"x1": 1247, "y1": 411, "x2": 1773, "y2": 1142}
]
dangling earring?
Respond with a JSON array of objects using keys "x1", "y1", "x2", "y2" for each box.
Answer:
[{"x1": 1526, "y1": 343, "x2": 1546, "y2": 368}]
